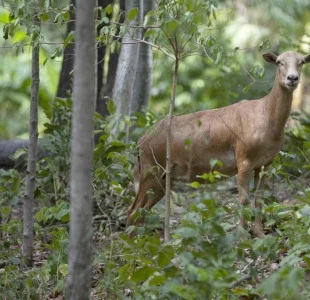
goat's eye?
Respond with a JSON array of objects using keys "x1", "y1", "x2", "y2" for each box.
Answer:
[
  {"x1": 299, "y1": 61, "x2": 305, "y2": 66},
  {"x1": 276, "y1": 61, "x2": 283, "y2": 66}
]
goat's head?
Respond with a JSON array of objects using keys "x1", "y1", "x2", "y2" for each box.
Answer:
[{"x1": 263, "y1": 51, "x2": 310, "y2": 91}]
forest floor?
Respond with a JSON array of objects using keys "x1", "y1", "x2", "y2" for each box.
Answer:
[
  {"x1": 86, "y1": 175, "x2": 309, "y2": 299},
  {"x1": 15, "y1": 174, "x2": 307, "y2": 299}
]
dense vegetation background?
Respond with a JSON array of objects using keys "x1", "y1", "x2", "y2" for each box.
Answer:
[
  {"x1": 0, "y1": 0, "x2": 310, "y2": 299},
  {"x1": 1, "y1": 0, "x2": 310, "y2": 139}
]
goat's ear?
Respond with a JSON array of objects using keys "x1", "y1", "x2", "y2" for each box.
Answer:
[
  {"x1": 262, "y1": 52, "x2": 278, "y2": 64},
  {"x1": 303, "y1": 53, "x2": 310, "y2": 64}
]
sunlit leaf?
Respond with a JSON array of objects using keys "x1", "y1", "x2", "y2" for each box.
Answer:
[
  {"x1": 127, "y1": 7, "x2": 138, "y2": 21},
  {"x1": 188, "y1": 181, "x2": 200, "y2": 188}
]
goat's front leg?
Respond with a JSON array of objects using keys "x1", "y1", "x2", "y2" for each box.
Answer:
[
  {"x1": 127, "y1": 174, "x2": 165, "y2": 227},
  {"x1": 253, "y1": 167, "x2": 267, "y2": 238},
  {"x1": 237, "y1": 160, "x2": 252, "y2": 229}
]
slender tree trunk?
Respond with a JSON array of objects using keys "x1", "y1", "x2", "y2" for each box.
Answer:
[
  {"x1": 131, "y1": 0, "x2": 153, "y2": 115},
  {"x1": 112, "y1": 0, "x2": 140, "y2": 137},
  {"x1": 103, "y1": 0, "x2": 125, "y2": 101},
  {"x1": 65, "y1": 0, "x2": 96, "y2": 298},
  {"x1": 56, "y1": 0, "x2": 76, "y2": 98},
  {"x1": 96, "y1": 0, "x2": 125, "y2": 117},
  {"x1": 21, "y1": 8, "x2": 40, "y2": 267},
  {"x1": 96, "y1": 0, "x2": 111, "y2": 117},
  {"x1": 104, "y1": 51, "x2": 118, "y2": 99},
  {"x1": 96, "y1": 41, "x2": 105, "y2": 115},
  {"x1": 165, "y1": 56, "x2": 179, "y2": 242}
]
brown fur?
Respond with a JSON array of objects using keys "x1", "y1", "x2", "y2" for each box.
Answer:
[{"x1": 127, "y1": 51, "x2": 310, "y2": 237}]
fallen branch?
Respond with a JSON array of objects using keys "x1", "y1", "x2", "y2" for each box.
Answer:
[
  {"x1": 0, "y1": 139, "x2": 48, "y2": 170},
  {"x1": 231, "y1": 274, "x2": 252, "y2": 288}
]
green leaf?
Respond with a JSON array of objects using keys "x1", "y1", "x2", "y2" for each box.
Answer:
[
  {"x1": 4, "y1": 241, "x2": 10, "y2": 249},
  {"x1": 59, "y1": 264, "x2": 69, "y2": 276},
  {"x1": 176, "y1": 226, "x2": 200, "y2": 238},
  {"x1": 144, "y1": 28, "x2": 157, "y2": 39},
  {"x1": 107, "y1": 98, "x2": 115, "y2": 114},
  {"x1": 144, "y1": 10, "x2": 157, "y2": 26},
  {"x1": 164, "y1": 19, "x2": 179, "y2": 34},
  {"x1": 3, "y1": 23, "x2": 9, "y2": 40},
  {"x1": 214, "y1": 51, "x2": 223, "y2": 66},
  {"x1": 127, "y1": 7, "x2": 138, "y2": 21},
  {"x1": 188, "y1": 181, "x2": 200, "y2": 188},
  {"x1": 299, "y1": 205, "x2": 310, "y2": 217},
  {"x1": 105, "y1": 4, "x2": 113, "y2": 15},
  {"x1": 8, "y1": 12, "x2": 14, "y2": 22},
  {"x1": 167, "y1": 283, "x2": 198, "y2": 299},
  {"x1": 11, "y1": 177, "x2": 20, "y2": 193},
  {"x1": 157, "y1": 245, "x2": 175, "y2": 268},
  {"x1": 213, "y1": 171, "x2": 229, "y2": 178},
  {"x1": 12, "y1": 148, "x2": 27, "y2": 160},
  {"x1": 9, "y1": 256, "x2": 20, "y2": 265},
  {"x1": 238, "y1": 240, "x2": 253, "y2": 250},
  {"x1": 131, "y1": 266, "x2": 158, "y2": 282},
  {"x1": 64, "y1": 31, "x2": 74, "y2": 47},
  {"x1": 1, "y1": 206, "x2": 10, "y2": 217},
  {"x1": 102, "y1": 17, "x2": 109, "y2": 24},
  {"x1": 250, "y1": 64, "x2": 265, "y2": 79},
  {"x1": 110, "y1": 140, "x2": 127, "y2": 147},
  {"x1": 63, "y1": 11, "x2": 70, "y2": 22},
  {"x1": 119, "y1": 263, "x2": 133, "y2": 282},
  {"x1": 43, "y1": 57, "x2": 49, "y2": 66},
  {"x1": 51, "y1": 46, "x2": 64, "y2": 59},
  {"x1": 35, "y1": 209, "x2": 44, "y2": 223},
  {"x1": 40, "y1": 12, "x2": 50, "y2": 22},
  {"x1": 208, "y1": 173, "x2": 215, "y2": 183},
  {"x1": 148, "y1": 273, "x2": 166, "y2": 286},
  {"x1": 144, "y1": 236, "x2": 161, "y2": 256},
  {"x1": 184, "y1": 138, "x2": 191, "y2": 145},
  {"x1": 187, "y1": 0, "x2": 194, "y2": 11},
  {"x1": 196, "y1": 173, "x2": 208, "y2": 180},
  {"x1": 210, "y1": 158, "x2": 222, "y2": 169},
  {"x1": 231, "y1": 288, "x2": 250, "y2": 297},
  {"x1": 257, "y1": 266, "x2": 303, "y2": 297},
  {"x1": 13, "y1": 17, "x2": 20, "y2": 27},
  {"x1": 54, "y1": 12, "x2": 61, "y2": 23},
  {"x1": 243, "y1": 84, "x2": 252, "y2": 94},
  {"x1": 57, "y1": 210, "x2": 70, "y2": 223}
]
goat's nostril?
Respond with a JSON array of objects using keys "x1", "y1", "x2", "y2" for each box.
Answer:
[{"x1": 287, "y1": 75, "x2": 299, "y2": 81}]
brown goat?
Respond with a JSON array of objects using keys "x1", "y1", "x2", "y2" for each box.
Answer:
[{"x1": 127, "y1": 51, "x2": 310, "y2": 237}]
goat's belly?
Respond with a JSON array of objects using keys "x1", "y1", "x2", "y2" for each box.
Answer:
[
  {"x1": 187, "y1": 149, "x2": 238, "y2": 179},
  {"x1": 214, "y1": 150, "x2": 238, "y2": 175}
]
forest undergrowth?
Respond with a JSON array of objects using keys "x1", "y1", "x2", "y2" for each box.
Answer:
[{"x1": 0, "y1": 98, "x2": 310, "y2": 299}]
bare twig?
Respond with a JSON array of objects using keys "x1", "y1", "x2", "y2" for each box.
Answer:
[
  {"x1": 111, "y1": 34, "x2": 175, "y2": 59},
  {"x1": 231, "y1": 274, "x2": 252, "y2": 288}
]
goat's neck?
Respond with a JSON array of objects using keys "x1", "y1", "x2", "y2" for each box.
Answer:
[{"x1": 264, "y1": 72, "x2": 293, "y2": 135}]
